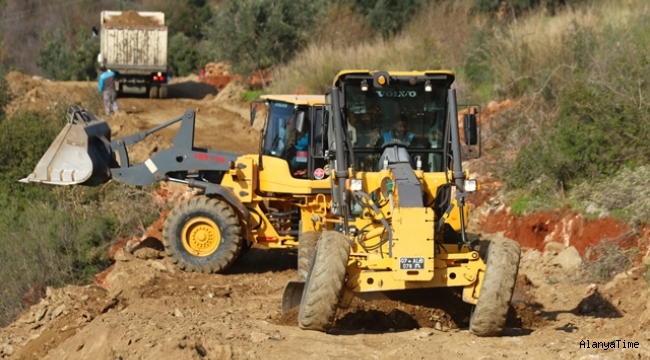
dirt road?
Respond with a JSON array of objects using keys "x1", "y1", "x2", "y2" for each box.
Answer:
[{"x1": 2, "y1": 72, "x2": 650, "y2": 360}]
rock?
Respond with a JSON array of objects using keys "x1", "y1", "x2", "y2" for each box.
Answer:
[
  {"x1": 1, "y1": 344, "x2": 14, "y2": 356},
  {"x1": 195, "y1": 341, "x2": 207, "y2": 357},
  {"x1": 149, "y1": 261, "x2": 168, "y2": 272},
  {"x1": 174, "y1": 308, "x2": 184, "y2": 318},
  {"x1": 133, "y1": 247, "x2": 162, "y2": 260},
  {"x1": 552, "y1": 246, "x2": 582, "y2": 269},
  {"x1": 113, "y1": 247, "x2": 134, "y2": 262},
  {"x1": 51, "y1": 304, "x2": 66, "y2": 319},
  {"x1": 544, "y1": 241, "x2": 566, "y2": 255},
  {"x1": 250, "y1": 331, "x2": 268, "y2": 343},
  {"x1": 35, "y1": 305, "x2": 48, "y2": 322}
]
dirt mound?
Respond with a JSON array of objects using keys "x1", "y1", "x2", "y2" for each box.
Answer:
[
  {"x1": 103, "y1": 10, "x2": 162, "y2": 26},
  {"x1": 4, "y1": 71, "x2": 39, "y2": 98}
]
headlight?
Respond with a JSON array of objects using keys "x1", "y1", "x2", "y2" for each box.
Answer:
[
  {"x1": 464, "y1": 179, "x2": 478, "y2": 192},
  {"x1": 350, "y1": 179, "x2": 363, "y2": 191}
]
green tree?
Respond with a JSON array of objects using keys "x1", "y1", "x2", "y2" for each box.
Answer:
[
  {"x1": 37, "y1": 27, "x2": 99, "y2": 81},
  {"x1": 37, "y1": 29, "x2": 76, "y2": 80},
  {"x1": 168, "y1": 33, "x2": 200, "y2": 76},
  {"x1": 364, "y1": 0, "x2": 425, "y2": 39},
  {"x1": 204, "y1": 0, "x2": 327, "y2": 81},
  {"x1": 166, "y1": 0, "x2": 213, "y2": 41}
]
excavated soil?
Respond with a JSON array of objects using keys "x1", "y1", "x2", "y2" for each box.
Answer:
[
  {"x1": 1, "y1": 73, "x2": 650, "y2": 359},
  {"x1": 103, "y1": 10, "x2": 163, "y2": 26}
]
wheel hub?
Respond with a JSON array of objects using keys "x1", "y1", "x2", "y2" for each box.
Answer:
[{"x1": 181, "y1": 217, "x2": 221, "y2": 256}]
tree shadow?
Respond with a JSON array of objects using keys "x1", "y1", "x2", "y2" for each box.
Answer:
[
  {"x1": 167, "y1": 81, "x2": 217, "y2": 100},
  {"x1": 116, "y1": 81, "x2": 218, "y2": 100}
]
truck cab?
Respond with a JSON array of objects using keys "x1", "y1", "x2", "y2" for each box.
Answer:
[{"x1": 251, "y1": 95, "x2": 330, "y2": 185}]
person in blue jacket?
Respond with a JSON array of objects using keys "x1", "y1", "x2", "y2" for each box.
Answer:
[
  {"x1": 288, "y1": 130, "x2": 310, "y2": 177},
  {"x1": 376, "y1": 116, "x2": 415, "y2": 147},
  {"x1": 98, "y1": 66, "x2": 119, "y2": 116}
]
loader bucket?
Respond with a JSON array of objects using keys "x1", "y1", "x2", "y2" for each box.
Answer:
[
  {"x1": 281, "y1": 281, "x2": 305, "y2": 314},
  {"x1": 19, "y1": 106, "x2": 114, "y2": 186}
]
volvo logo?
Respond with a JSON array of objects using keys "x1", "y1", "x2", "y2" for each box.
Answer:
[{"x1": 376, "y1": 90, "x2": 417, "y2": 98}]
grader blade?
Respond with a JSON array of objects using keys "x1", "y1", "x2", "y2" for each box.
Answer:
[
  {"x1": 281, "y1": 281, "x2": 305, "y2": 313},
  {"x1": 19, "y1": 106, "x2": 113, "y2": 186}
]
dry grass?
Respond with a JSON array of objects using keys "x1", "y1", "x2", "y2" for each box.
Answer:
[
  {"x1": 270, "y1": 1, "x2": 476, "y2": 95},
  {"x1": 475, "y1": 0, "x2": 649, "y2": 98}
]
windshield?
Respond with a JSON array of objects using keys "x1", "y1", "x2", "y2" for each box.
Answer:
[
  {"x1": 263, "y1": 101, "x2": 296, "y2": 157},
  {"x1": 343, "y1": 77, "x2": 449, "y2": 171}
]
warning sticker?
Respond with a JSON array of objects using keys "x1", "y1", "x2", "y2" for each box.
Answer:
[{"x1": 314, "y1": 168, "x2": 325, "y2": 180}]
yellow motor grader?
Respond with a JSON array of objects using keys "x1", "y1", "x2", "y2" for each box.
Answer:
[
  {"x1": 20, "y1": 94, "x2": 333, "y2": 276},
  {"x1": 282, "y1": 70, "x2": 521, "y2": 336}
]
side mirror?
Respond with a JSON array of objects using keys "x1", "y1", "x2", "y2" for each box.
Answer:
[
  {"x1": 463, "y1": 114, "x2": 478, "y2": 146},
  {"x1": 294, "y1": 111, "x2": 306, "y2": 133}
]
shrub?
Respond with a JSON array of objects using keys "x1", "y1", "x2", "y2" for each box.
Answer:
[
  {"x1": 485, "y1": 2, "x2": 650, "y2": 208},
  {"x1": 0, "y1": 107, "x2": 161, "y2": 326},
  {"x1": 364, "y1": 0, "x2": 425, "y2": 39},
  {"x1": 169, "y1": 33, "x2": 200, "y2": 77},
  {"x1": 203, "y1": 0, "x2": 328, "y2": 80},
  {"x1": 571, "y1": 166, "x2": 650, "y2": 225},
  {"x1": 582, "y1": 241, "x2": 639, "y2": 282}
]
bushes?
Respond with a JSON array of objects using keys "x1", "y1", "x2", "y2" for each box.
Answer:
[
  {"x1": 37, "y1": 27, "x2": 99, "y2": 81},
  {"x1": 0, "y1": 108, "x2": 161, "y2": 326},
  {"x1": 203, "y1": 0, "x2": 328, "y2": 78},
  {"x1": 479, "y1": 2, "x2": 650, "y2": 212}
]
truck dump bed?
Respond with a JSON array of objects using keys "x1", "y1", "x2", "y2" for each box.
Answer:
[{"x1": 100, "y1": 11, "x2": 168, "y2": 74}]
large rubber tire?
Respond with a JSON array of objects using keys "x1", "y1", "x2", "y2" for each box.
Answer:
[
  {"x1": 148, "y1": 86, "x2": 158, "y2": 99},
  {"x1": 298, "y1": 231, "x2": 350, "y2": 331},
  {"x1": 158, "y1": 85, "x2": 168, "y2": 99},
  {"x1": 297, "y1": 231, "x2": 321, "y2": 281},
  {"x1": 469, "y1": 238, "x2": 521, "y2": 336},
  {"x1": 163, "y1": 196, "x2": 243, "y2": 273}
]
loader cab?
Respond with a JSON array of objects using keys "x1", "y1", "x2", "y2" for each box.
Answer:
[
  {"x1": 334, "y1": 70, "x2": 458, "y2": 173},
  {"x1": 251, "y1": 95, "x2": 329, "y2": 181}
]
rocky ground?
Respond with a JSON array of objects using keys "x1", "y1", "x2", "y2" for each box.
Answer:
[{"x1": 1, "y1": 72, "x2": 649, "y2": 359}]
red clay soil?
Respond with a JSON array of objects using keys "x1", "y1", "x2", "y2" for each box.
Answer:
[{"x1": 478, "y1": 206, "x2": 639, "y2": 255}]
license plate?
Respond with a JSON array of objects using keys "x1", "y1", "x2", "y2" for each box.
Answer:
[{"x1": 399, "y1": 257, "x2": 425, "y2": 270}]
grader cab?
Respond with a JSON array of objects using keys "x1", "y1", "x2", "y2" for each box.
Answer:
[
  {"x1": 282, "y1": 70, "x2": 521, "y2": 336},
  {"x1": 21, "y1": 95, "x2": 333, "y2": 274}
]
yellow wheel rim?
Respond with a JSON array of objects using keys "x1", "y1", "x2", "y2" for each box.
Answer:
[{"x1": 181, "y1": 217, "x2": 221, "y2": 257}]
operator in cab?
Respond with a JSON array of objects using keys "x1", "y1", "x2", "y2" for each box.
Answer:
[{"x1": 374, "y1": 114, "x2": 415, "y2": 147}]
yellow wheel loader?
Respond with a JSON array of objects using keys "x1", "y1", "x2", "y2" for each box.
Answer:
[
  {"x1": 20, "y1": 94, "x2": 333, "y2": 274},
  {"x1": 282, "y1": 70, "x2": 521, "y2": 336}
]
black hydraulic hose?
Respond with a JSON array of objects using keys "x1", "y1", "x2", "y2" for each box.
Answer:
[
  {"x1": 354, "y1": 190, "x2": 393, "y2": 258},
  {"x1": 268, "y1": 209, "x2": 299, "y2": 217},
  {"x1": 246, "y1": 206, "x2": 263, "y2": 230}
]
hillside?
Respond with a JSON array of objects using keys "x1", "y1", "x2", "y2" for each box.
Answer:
[{"x1": 1, "y1": 72, "x2": 650, "y2": 359}]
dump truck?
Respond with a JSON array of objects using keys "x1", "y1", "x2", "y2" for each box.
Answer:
[
  {"x1": 21, "y1": 94, "x2": 333, "y2": 274},
  {"x1": 282, "y1": 70, "x2": 521, "y2": 336},
  {"x1": 97, "y1": 10, "x2": 170, "y2": 99}
]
